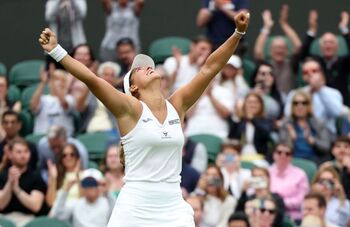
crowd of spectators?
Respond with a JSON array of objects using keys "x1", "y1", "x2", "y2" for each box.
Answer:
[{"x1": 1, "y1": 0, "x2": 350, "y2": 227}]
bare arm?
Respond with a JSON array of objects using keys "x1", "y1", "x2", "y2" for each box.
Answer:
[
  {"x1": 14, "y1": 189, "x2": 44, "y2": 213},
  {"x1": 196, "y1": 8, "x2": 212, "y2": 27},
  {"x1": 171, "y1": 12, "x2": 250, "y2": 116},
  {"x1": 45, "y1": 160, "x2": 57, "y2": 207},
  {"x1": 254, "y1": 10, "x2": 273, "y2": 60},
  {"x1": 133, "y1": 0, "x2": 145, "y2": 17},
  {"x1": 0, "y1": 181, "x2": 13, "y2": 211},
  {"x1": 207, "y1": 86, "x2": 231, "y2": 118},
  {"x1": 75, "y1": 85, "x2": 90, "y2": 112},
  {"x1": 101, "y1": 0, "x2": 112, "y2": 14},
  {"x1": 30, "y1": 70, "x2": 48, "y2": 113},
  {"x1": 279, "y1": 5, "x2": 302, "y2": 54}
]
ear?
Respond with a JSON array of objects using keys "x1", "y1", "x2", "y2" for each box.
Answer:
[{"x1": 129, "y1": 84, "x2": 139, "y2": 94}]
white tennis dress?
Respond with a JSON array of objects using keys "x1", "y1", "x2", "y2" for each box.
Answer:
[{"x1": 107, "y1": 100, "x2": 195, "y2": 227}]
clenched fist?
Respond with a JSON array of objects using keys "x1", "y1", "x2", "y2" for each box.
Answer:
[
  {"x1": 38, "y1": 28, "x2": 58, "y2": 52},
  {"x1": 234, "y1": 11, "x2": 250, "y2": 33}
]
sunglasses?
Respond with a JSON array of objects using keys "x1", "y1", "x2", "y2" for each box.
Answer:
[
  {"x1": 303, "y1": 68, "x2": 320, "y2": 75},
  {"x1": 275, "y1": 150, "x2": 292, "y2": 157},
  {"x1": 63, "y1": 153, "x2": 76, "y2": 158},
  {"x1": 259, "y1": 208, "x2": 276, "y2": 215},
  {"x1": 292, "y1": 100, "x2": 309, "y2": 106}
]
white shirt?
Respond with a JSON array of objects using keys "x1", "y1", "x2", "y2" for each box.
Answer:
[{"x1": 221, "y1": 167, "x2": 251, "y2": 198}]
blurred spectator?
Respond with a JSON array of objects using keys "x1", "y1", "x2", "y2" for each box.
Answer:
[
  {"x1": 284, "y1": 58, "x2": 346, "y2": 135},
  {"x1": 279, "y1": 90, "x2": 331, "y2": 164},
  {"x1": 300, "y1": 215, "x2": 323, "y2": 227},
  {"x1": 0, "y1": 76, "x2": 21, "y2": 141},
  {"x1": 250, "y1": 61, "x2": 283, "y2": 119},
  {"x1": 116, "y1": 37, "x2": 137, "y2": 77},
  {"x1": 156, "y1": 65, "x2": 171, "y2": 98},
  {"x1": 236, "y1": 167, "x2": 285, "y2": 227},
  {"x1": 186, "y1": 195, "x2": 207, "y2": 227},
  {"x1": 268, "y1": 142, "x2": 309, "y2": 222},
  {"x1": 0, "y1": 110, "x2": 38, "y2": 170},
  {"x1": 163, "y1": 36, "x2": 212, "y2": 92},
  {"x1": 38, "y1": 125, "x2": 88, "y2": 181},
  {"x1": 301, "y1": 10, "x2": 350, "y2": 105},
  {"x1": 76, "y1": 62, "x2": 121, "y2": 134},
  {"x1": 180, "y1": 152, "x2": 200, "y2": 196},
  {"x1": 194, "y1": 165, "x2": 236, "y2": 227},
  {"x1": 302, "y1": 192, "x2": 340, "y2": 227},
  {"x1": 218, "y1": 55, "x2": 250, "y2": 102},
  {"x1": 185, "y1": 80, "x2": 234, "y2": 139},
  {"x1": 0, "y1": 138, "x2": 46, "y2": 226},
  {"x1": 254, "y1": 6, "x2": 301, "y2": 99},
  {"x1": 45, "y1": 143, "x2": 82, "y2": 208},
  {"x1": 31, "y1": 69, "x2": 76, "y2": 136},
  {"x1": 228, "y1": 212, "x2": 250, "y2": 227},
  {"x1": 215, "y1": 139, "x2": 250, "y2": 198},
  {"x1": 228, "y1": 92, "x2": 273, "y2": 162},
  {"x1": 100, "y1": 144, "x2": 124, "y2": 199},
  {"x1": 99, "y1": 0, "x2": 144, "y2": 62},
  {"x1": 51, "y1": 168, "x2": 115, "y2": 227},
  {"x1": 244, "y1": 196, "x2": 277, "y2": 227},
  {"x1": 196, "y1": 0, "x2": 249, "y2": 49},
  {"x1": 45, "y1": 0, "x2": 87, "y2": 52},
  {"x1": 311, "y1": 167, "x2": 350, "y2": 226}
]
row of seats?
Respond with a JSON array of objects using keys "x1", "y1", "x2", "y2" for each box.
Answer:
[{"x1": 0, "y1": 216, "x2": 70, "y2": 227}]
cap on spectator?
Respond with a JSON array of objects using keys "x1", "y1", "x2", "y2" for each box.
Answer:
[
  {"x1": 226, "y1": 55, "x2": 242, "y2": 69},
  {"x1": 81, "y1": 168, "x2": 103, "y2": 188},
  {"x1": 47, "y1": 125, "x2": 67, "y2": 139}
]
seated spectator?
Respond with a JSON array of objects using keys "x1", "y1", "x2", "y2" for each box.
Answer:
[
  {"x1": 75, "y1": 61, "x2": 121, "y2": 134},
  {"x1": 194, "y1": 165, "x2": 236, "y2": 227},
  {"x1": 0, "y1": 110, "x2": 38, "y2": 170},
  {"x1": 31, "y1": 69, "x2": 76, "y2": 136},
  {"x1": 236, "y1": 167, "x2": 285, "y2": 227},
  {"x1": 100, "y1": 144, "x2": 124, "y2": 199},
  {"x1": 185, "y1": 80, "x2": 234, "y2": 139},
  {"x1": 279, "y1": 90, "x2": 331, "y2": 164},
  {"x1": 311, "y1": 167, "x2": 350, "y2": 226},
  {"x1": 320, "y1": 136, "x2": 350, "y2": 199},
  {"x1": 163, "y1": 35, "x2": 212, "y2": 92},
  {"x1": 46, "y1": 143, "x2": 82, "y2": 208},
  {"x1": 228, "y1": 92, "x2": 273, "y2": 160},
  {"x1": 250, "y1": 61, "x2": 283, "y2": 119},
  {"x1": 254, "y1": 6, "x2": 301, "y2": 99},
  {"x1": 215, "y1": 139, "x2": 250, "y2": 198},
  {"x1": 0, "y1": 76, "x2": 21, "y2": 141},
  {"x1": 51, "y1": 168, "x2": 115, "y2": 227},
  {"x1": 284, "y1": 58, "x2": 346, "y2": 135},
  {"x1": 0, "y1": 138, "x2": 46, "y2": 226},
  {"x1": 300, "y1": 10, "x2": 350, "y2": 105},
  {"x1": 228, "y1": 212, "x2": 250, "y2": 227},
  {"x1": 186, "y1": 195, "x2": 207, "y2": 227},
  {"x1": 38, "y1": 125, "x2": 88, "y2": 181},
  {"x1": 99, "y1": 0, "x2": 144, "y2": 62},
  {"x1": 244, "y1": 196, "x2": 278, "y2": 227},
  {"x1": 115, "y1": 37, "x2": 137, "y2": 77},
  {"x1": 269, "y1": 142, "x2": 309, "y2": 222},
  {"x1": 302, "y1": 192, "x2": 340, "y2": 227}
]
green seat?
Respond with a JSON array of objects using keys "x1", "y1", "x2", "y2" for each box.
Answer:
[
  {"x1": 242, "y1": 58, "x2": 256, "y2": 84},
  {"x1": 189, "y1": 134, "x2": 223, "y2": 163},
  {"x1": 21, "y1": 83, "x2": 49, "y2": 110},
  {"x1": 7, "y1": 85, "x2": 21, "y2": 103},
  {"x1": 77, "y1": 132, "x2": 110, "y2": 161},
  {"x1": 0, "y1": 216, "x2": 16, "y2": 227},
  {"x1": 0, "y1": 62, "x2": 7, "y2": 75},
  {"x1": 148, "y1": 37, "x2": 191, "y2": 64},
  {"x1": 311, "y1": 35, "x2": 348, "y2": 57},
  {"x1": 292, "y1": 158, "x2": 317, "y2": 183},
  {"x1": 19, "y1": 109, "x2": 34, "y2": 137},
  {"x1": 24, "y1": 216, "x2": 71, "y2": 227},
  {"x1": 240, "y1": 161, "x2": 256, "y2": 170},
  {"x1": 88, "y1": 160, "x2": 100, "y2": 169},
  {"x1": 9, "y1": 60, "x2": 44, "y2": 89},
  {"x1": 283, "y1": 216, "x2": 295, "y2": 227},
  {"x1": 25, "y1": 133, "x2": 45, "y2": 145}
]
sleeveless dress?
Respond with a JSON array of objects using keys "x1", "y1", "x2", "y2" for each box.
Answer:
[{"x1": 107, "y1": 100, "x2": 194, "y2": 227}]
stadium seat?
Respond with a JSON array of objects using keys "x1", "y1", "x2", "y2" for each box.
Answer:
[
  {"x1": 311, "y1": 35, "x2": 348, "y2": 57},
  {"x1": 24, "y1": 216, "x2": 71, "y2": 227},
  {"x1": 0, "y1": 216, "x2": 16, "y2": 227},
  {"x1": 189, "y1": 134, "x2": 223, "y2": 163},
  {"x1": 19, "y1": 109, "x2": 34, "y2": 137},
  {"x1": 20, "y1": 83, "x2": 49, "y2": 110},
  {"x1": 88, "y1": 160, "x2": 100, "y2": 169},
  {"x1": 148, "y1": 37, "x2": 191, "y2": 64},
  {"x1": 240, "y1": 161, "x2": 256, "y2": 170},
  {"x1": 283, "y1": 216, "x2": 296, "y2": 227},
  {"x1": 9, "y1": 60, "x2": 44, "y2": 89},
  {"x1": 25, "y1": 133, "x2": 45, "y2": 145},
  {"x1": 292, "y1": 158, "x2": 317, "y2": 183},
  {"x1": 7, "y1": 85, "x2": 21, "y2": 103},
  {"x1": 242, "y1": 58, "x2": 256, "y2": 84},
  {"x1": 77, "y1": 132, "x2": 111, "y2": 161},
  {"x1": 0, "y1": 62, "x2": 7, "y2": 75}
]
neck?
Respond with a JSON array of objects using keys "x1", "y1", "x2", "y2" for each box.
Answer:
[
  {"x1": 14, "y1": 165, "x2": 27, "y2": 173},
  {"x1": 140, "y1": 92, "x2": 165, "y2": 110},
  {"x1": 188, "y1": 52, "x2": 197, "y2": 65},
  {"x1": 276, "y1": 163, "x2": 288, "y2": 172},
  {"x1": 255, "y1": 188, "x2": 269, "y2": 197},
  {"x1": 108, "y1": 168, "x2": 124, "y2": 177}
]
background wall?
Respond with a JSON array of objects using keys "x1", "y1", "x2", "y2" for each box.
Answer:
[{"x1": 0, "y1": 0, "x2": 347, "y2": 69}]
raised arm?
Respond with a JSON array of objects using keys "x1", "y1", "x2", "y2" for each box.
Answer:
[
  {"x1": 171, "y1": 12, "x2": 250, "y2": 116},
  {"x1": 196, "y1": 8, "x2": 212, "y2": 27},
  {"x1": 338, "y1": 11, "x2": 350, "y2": 56},
  {"x1": 101, "y1": 0, "x2": 112, "y2": 14},
  {"x1": 133, "y1": 0, "x2": 145, "y2": 17},
  {"x1": 254, "y1": 10, "x2": 274, "y2": 60},
  {"x1": 30, "y1": 69, "x2": 47, "y2": 114},
  {"x1": 300, "y1": 10, "x2": 318, "y2": 60},
  {"x1": 38, "y1": 28, "x2": 137, "y2": 120},
  {"x1": 279, "y1": 5, "x2": 301, "y2": 54}
]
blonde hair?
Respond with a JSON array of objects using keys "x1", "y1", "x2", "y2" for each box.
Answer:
[{"x1": 291, "y1": 90, "x2": 313, "y2": 118}]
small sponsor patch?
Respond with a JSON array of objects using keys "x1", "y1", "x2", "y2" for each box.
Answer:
[{"x1": 168, "y1": 119, "x2": 180, "y2": 125}]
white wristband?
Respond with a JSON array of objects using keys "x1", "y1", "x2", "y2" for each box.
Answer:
[
  {"x1": 48, "y1": 44, "x2": 67, "y2": 62},
  {"x1": 234, "y1": 28, "x2": 246, "y2": 37}
]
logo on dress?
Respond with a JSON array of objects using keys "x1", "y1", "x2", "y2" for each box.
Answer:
[
  {"x1": 168, "y1": 119, "x2": 180, "y2": 125},
  {"x1": 142, "y1": 118, "x2": 153, "y2": 123},
  {"x1": 161, "y1": 131, "x2": 171, "y2": 139}
]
